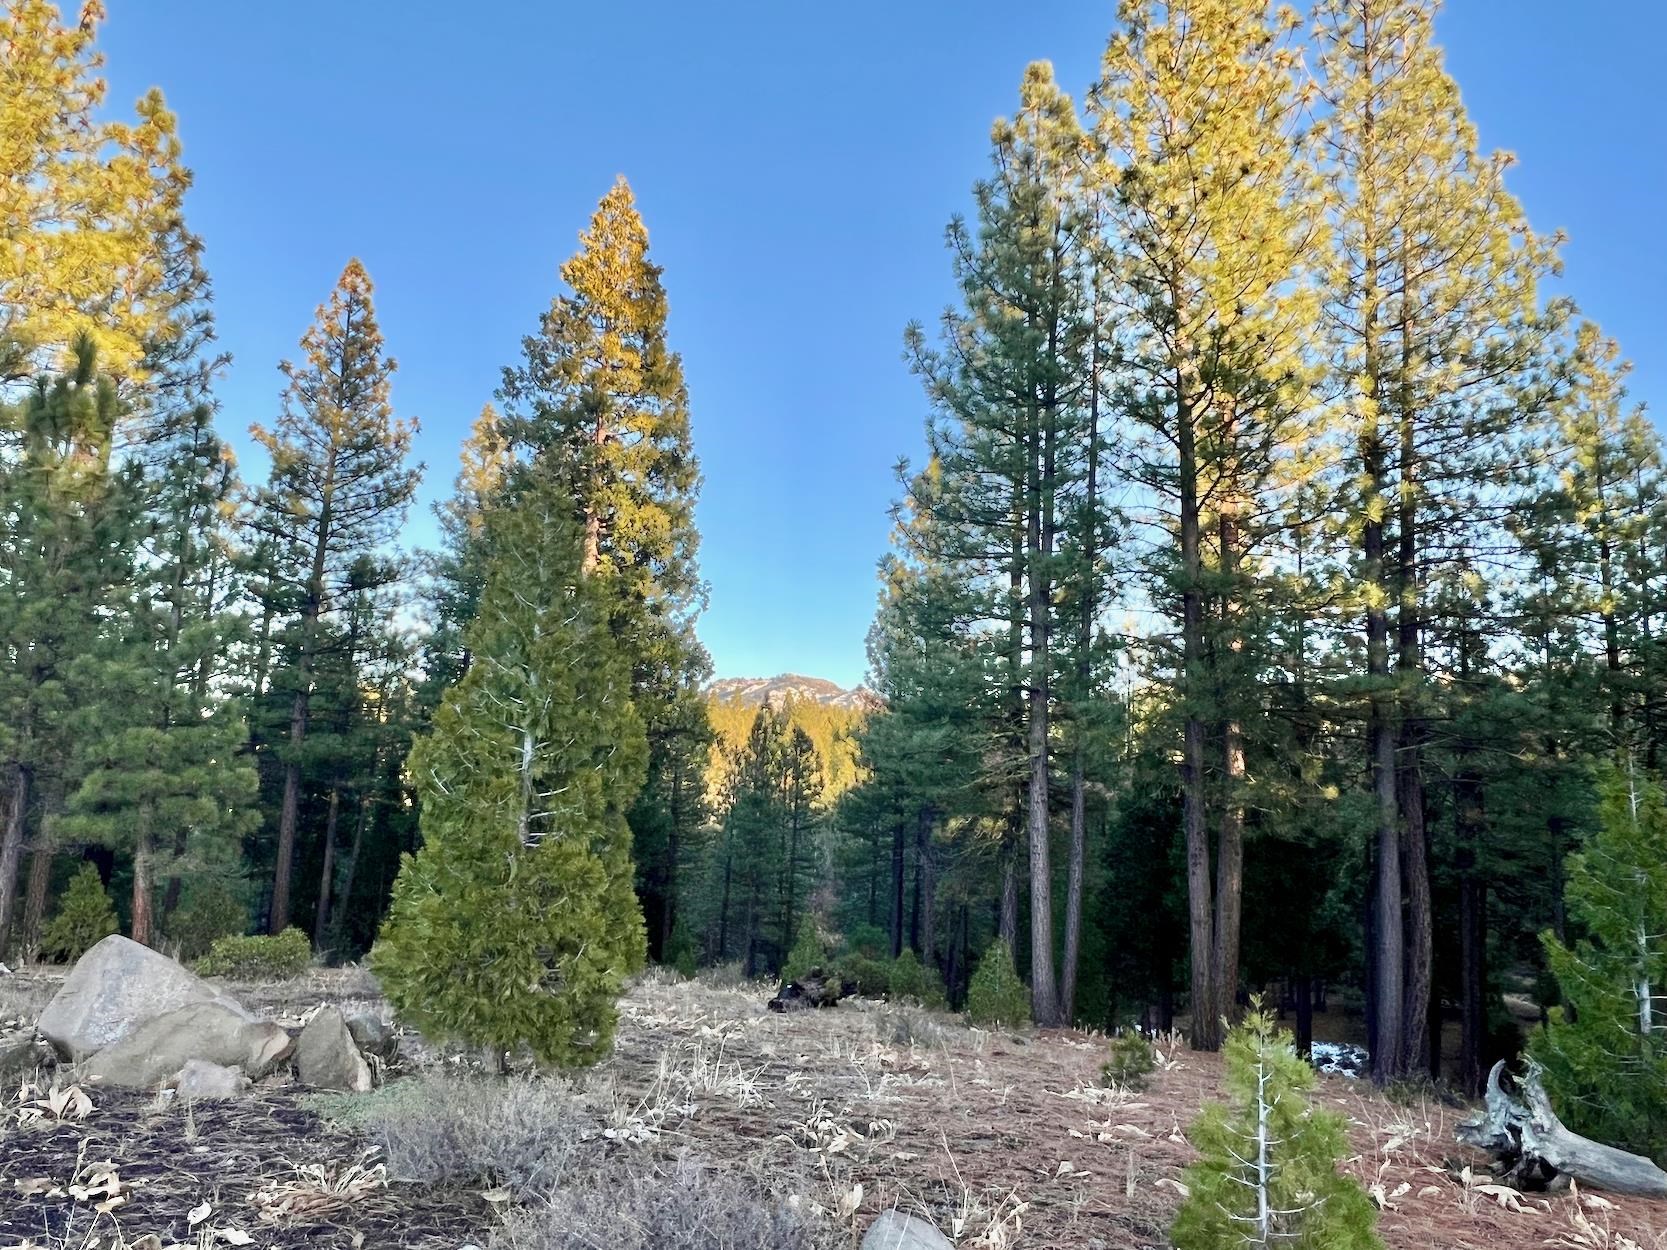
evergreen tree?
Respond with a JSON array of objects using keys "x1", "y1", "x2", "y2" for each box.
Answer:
[
  {"x1": 39, "y1": 861, "x2": 117, "y2": 962},
  {"x1": 1530, "y1": 764, "x2": 1667, "y2": 1162},
  {"x1": 373, "y1": 483, "x2": 647, "y2": 1066},
  {"x1": 1172, "y1": 1005, "x2": 1381, "y2": 1250},
  {"x1": 244, "y1": 260, "x2": 420, "y2": 933},
  {"x1": 499, "y1": 177, "x2": 709, "y2": 960}
]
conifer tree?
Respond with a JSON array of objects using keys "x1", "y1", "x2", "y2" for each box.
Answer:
[
  {"x1": 1312, "y1": 0, "x2": 1562, "y2": 1078},
  {"x1": 1530, "y1": 764, "x2": 1667, "y2": 1162},
  {"x1": 1090, "y1": 0, "x2": 1320, "y2": 1049},
  {"x1": 373, "y1": 484, "x2": 647, "y2": 1066},
  {"x1": 245, "y1": 260, "x2": 419, "y2": 933},
  {"x1": 499, "y1": 177, "x2": 709, "y2": 953},
  {"x1": 0, "y1": 0, "x2": 202, "y2": 382},
  {"x1": 1172, "y1": 1005, "x2": 1381, "y2": 1249},
  {"x1": 0, "y1": 339, "x2": 134, "y2": 958}
]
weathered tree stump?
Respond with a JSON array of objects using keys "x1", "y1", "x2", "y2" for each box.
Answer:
[
  {"x1": 767, "y1": 967, "x2": 854, "y2": 1013},
  {"x1": 1456, "y1": 1059, "x2": 1667, "y2": 1198}
]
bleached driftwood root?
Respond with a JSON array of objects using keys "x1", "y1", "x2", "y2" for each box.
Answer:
[{"x1": 1456, "y1": 1059, "x2": 1667, "y2": 1198}]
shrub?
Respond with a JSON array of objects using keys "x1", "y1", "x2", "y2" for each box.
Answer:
[
  {"x1": 886, "y1": 948, "x2": 947, "y2": 1008},
  {"x1": 164, "y1": 881, "x2": 249, "y2": 962},
  {"x1": 780, "y1": 923, "x2": 827, "y2": 984},
  {"x1": 40, "y1": 864, "x2": 118, "y2": 963},
  {"x1": 1172, "y1": 1004, "x2": 1380, "y2": 1250},
  {"x1": 1102, "y1": 1030, "x2": 1157, "y2": 1090},
  {"x1": 837, "y1": 953, "x2": 892, "y2": 998},
  {"x1": 493, "y1": 1155, "x2": 814, "y2": 1250},
  {"x1": 845, "y1": 924, "x2": 889, "y2": 959},
  {"x1": 965, "y1": 940, "x2": 1031, "y2": 1027},
  {"x1": 664, "y1": 926, "x2": 699, "y2": 979},
  {"x1": 356, "y1": 1074, "x2": 589, "y2": 1199},
  {"x1": 196, "y1": 927, "x2": 311, "y2": 980}
]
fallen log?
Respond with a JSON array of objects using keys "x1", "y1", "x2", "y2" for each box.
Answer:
[
  {"x1": 1456, "y1": 1059, "x2": 1667, "y2": 1198},
  {"x1": 767, "y1": 967, "x2": 855, "y2": 1013}
]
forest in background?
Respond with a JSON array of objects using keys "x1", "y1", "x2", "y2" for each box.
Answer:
[{"x1": 3, "y1": 0, "x2": 1666, "y2": 1168}]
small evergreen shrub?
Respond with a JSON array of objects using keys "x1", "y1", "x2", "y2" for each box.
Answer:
[
  {"x1": 1102, "y1": 1030, "x2": 1157, "y2": 1090},
  {"x1": 781, "y1": 923, "x2": 827, "y2": 984},
  {"x1": 886, "y1": 948, "x2": 947, "y2": 1008},
  {"x1": 196, "y1": 927, "x2": 311, "y2": 980},
  {"x1": 1172, "y1": 1004, "x2": 1381, "y2": 1250},
  {"x1": 164, "y1": 881, "x2": 249, "y2": 962},
  {"x1": 664, "y1": 926, "x2": 699, "y2": 979},
  {"x1": 838, "y1": 953, "x2": 892, "y2": 997},
  {"x1": 40, "y1": 864, "x2": 118, "y2": 963},
  {"x1": 965, "y1": 940, "x2": 1031, "y2": 1026}
]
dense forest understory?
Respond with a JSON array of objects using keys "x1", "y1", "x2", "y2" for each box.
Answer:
[{"x1": 4, "y1": 0, "x2": 1667, "y2": 1246}]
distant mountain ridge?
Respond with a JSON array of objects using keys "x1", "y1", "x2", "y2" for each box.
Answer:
[{"x1": 706, "y1": 673, "x2": 877, "y2": 711}]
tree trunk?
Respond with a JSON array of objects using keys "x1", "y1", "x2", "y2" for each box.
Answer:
[
  {"x1": 1178, "y1": 387, "x2": 1216, "y2": 1051},
  {"x1": 918, "y1": 807, "x2": 936, "y2": 969},
  {"x1": 891, "y1": 820, "x2": 906, "y2": 960},
  {"x1": 313, "y1": 784, "x2": 342, "y2": 952},
  {"x1": 330, "y1": 790, "x2": 375, "y2": 950},
  {"x1": 1294, "y1": 974, "x2": 1314, "y2": 1058},
  {"x1": 131, "y1": 835, "x2": 155, "y2": 947},
  {"x1": 999, "y1": 839, "x2": 1019, "y2": 952},
  {"x1": 1062, "y1": 762, "x2": 1087, "y2": 1024},
  {"x1": 1215, "y1": 504, "x2": 1246, "y2": 1032},
  {"x1": 0, "y1": 764, "x2": 32, "y2": 961},
  {"x1": 271, "y1": 683, "x2": 310, "y2": 934},
  {"x1": 22, "y1": 841, "x2": 52, "y2": 952}
]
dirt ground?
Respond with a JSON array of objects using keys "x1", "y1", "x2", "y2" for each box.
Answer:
[{"x1": 4, "y1": 967, "x2": 1666, "y2": 1250}]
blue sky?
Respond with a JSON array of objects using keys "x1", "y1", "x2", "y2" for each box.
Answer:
[{"x1": 100, "y1": 3, "x2": 1665, "y2": 690}]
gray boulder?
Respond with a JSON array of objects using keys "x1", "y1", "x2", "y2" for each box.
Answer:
[
  {"x1": 0, "y1": 1028, "x2": 54, "y2": 1080},
  {"x1": 242, "y1": 1019, "x2": 297, "y2": 1079},
  {"x1": 171, "y1": 1058, "x2": 249, "y2": 1100},
  {"x1": 861, "y1": 1211, "x2": 953, "y2": 1250},
  {"x1": 37, "y1": 935, "x2": 250, "y2": 1059},
  {"x1": 346, "y1": 1012, "x2": 396, "y2": 1059},
  {"x1": 84, "y1": 1002, "x2": 283, "y2": 1090},
  {"x1": 295, "y1": 1006, "x2": 372, "y2": 1092}
]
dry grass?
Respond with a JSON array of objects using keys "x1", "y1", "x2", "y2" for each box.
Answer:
[{"x1": 8, "y1": 963, "x2": 1667, "y2": 1249}]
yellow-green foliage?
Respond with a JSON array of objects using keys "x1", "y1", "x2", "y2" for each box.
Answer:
[
  {"x1": 886, "y1": 948, "x2": 947, "y2": 1008},
  {"x1": 707, "y1": 695, "x2": 865, "y2": 805},
  {"x1": 782, "y1": 923, "x2": 828, "y2": 984},
  {"x1": 196, "y1": 927, "x2": 311, "y2": 980},
  {"x1": 965, "y1": 940, "x2": 1031, "y2": 1026},
  {"x1": 40, "y1": 864, "x2": 118, "y2": 962}
]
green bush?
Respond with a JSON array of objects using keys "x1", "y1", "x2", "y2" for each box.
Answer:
[
  {"x1": 781, "y1": 923, "x2": 827, "y2": 984},
  {"x1": 196, "y1": 927, "x2": 312, "y2": 980},
  {"x1": 845, "y1": 924, "x2": 889, "y2": 959},
  {"x1": 1172, "y1": 1005, "x2": 1380, "y2": 1250},
  {"x1": 886, "y1": 948, "x2": 947, "y2": 1008},
  {"x1": 1102, "y1": 1030, "x2": 1157, "y2": 1090},
  {"x1": 164, "y1": 881, "x2": 249, "y2": 962},
  {"x1": 664, "y1": 926, "x2": 698, "y2": 980},
  {"x1": 40, "y1": 864, "x2": 118, "y2": 962},
  {"x1": 965, "y1": 940, "x2": 1031, "y2": 1027},
  {"x1": 838, "y1": 952, "x2": 892, "y2": 997}
]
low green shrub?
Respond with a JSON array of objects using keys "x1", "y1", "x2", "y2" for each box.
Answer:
[
  {"x1": 664, "y1": 926, "x2": 699, "y2": 979},
  {"x1": 40, "y1": 864, "x2": 118, "y2": 963},
  {"x1": 164, "y1": 880, "x2": 249, "y2": 962},
  {"x1": 780, "y1": 923, "x2": 828, "y2": 984},
  {"x1": 886, "y1": 948, "x2": 947, "y2": 1008},
  {"x1": 196, "y1": 926, "x2": 311, "y2": 980},
  {"x1": 965, "y1": 940, "x2": 1030, "y2": 1027},
  {"x1": 1102, "y1": 1030, "x2": 1157, "y2": 1090},
  {"x1": 838, "y1": 953, "x2": 892, "y2": 997}
]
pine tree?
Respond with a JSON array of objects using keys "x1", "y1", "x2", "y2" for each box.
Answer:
[
  {"x1": 245, "y1": 260, "x2": 420, "y2": 933},
  {"x1": 499, "y1": 177, "x2": 709, "y2": 959},
  {"x1": 373, "y1": 483, "x2": 647, "y2": 1066},
  {"x1": 1530, "y1": 764, "x2": 1667, "y2": 1162},
  {"x1": 1090, "y1": 0, "x2": 1320, "y2": 1050},
  {"x1": 39, "y1": 862, "x2": 117, "y2": 963},
  {"x1": 0, "y1": 339, "x2": 134, "y2": 958},
  {"x1": 0, "y1": 0, "x2": 202, "y2": 382},
  {"x1": 1172, "y1": 1005, "x2": 1381, "y2": 1250}
]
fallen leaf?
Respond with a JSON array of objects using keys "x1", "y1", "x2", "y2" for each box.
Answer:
[{"x1": 189, "y1": 1201, "x2": 212, "y2": 1227}]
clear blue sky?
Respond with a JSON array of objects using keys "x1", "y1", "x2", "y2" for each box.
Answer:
[{"x1": 100, "y1": 3, "x2": 1665, "y2": 690}]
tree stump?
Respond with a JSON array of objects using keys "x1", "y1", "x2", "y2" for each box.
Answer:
[{"x1": 767, "y1": 967, "x2": 853, "y2": 1013}]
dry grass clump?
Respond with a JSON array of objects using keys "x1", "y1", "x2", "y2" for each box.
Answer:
[
  {"x1": 354, "y1": 1073, "x2": 592, "y2": 1198},
  {"x1": 492, "y1": 1155, "x2": 825, "y2": 1250}
]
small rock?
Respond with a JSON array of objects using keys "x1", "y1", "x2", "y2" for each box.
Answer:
[
  {"x1": 241, "y1": 1020, "x2": 297, "y2": 1079},
  {"x1": 0, "y1": 1029, "x2": 54, "y2": 1079},
  {"x1": 346, "y1": 1012, "x2": 396, "y2": 1059},
  {"x1": 171, "y1": 1058, "x2": 249, "y2": 1100},
  {"x1": 38, "y1": 935, "x2": 252, "y2": 1059},
  {"x1": 861, "y1": 1210, "x2": 953, "y2": 1250},
  {"x1": 295, "y1": 1007, "x2": 373, "y2": 1092}
]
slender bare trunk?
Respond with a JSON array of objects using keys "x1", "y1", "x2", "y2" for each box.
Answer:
[
  {"x1": 0, "y1": 765, "x2": 32, "y2": 961},
  {"x1": 313, "y1": 784, "x2": 342, "y2": 952},
  {"x1": 1214, "y1": 502, "x2": 1246, "y2": 1031},
  {"x1": 131, "y1": 835, "x2": 156, "y2": 947}
]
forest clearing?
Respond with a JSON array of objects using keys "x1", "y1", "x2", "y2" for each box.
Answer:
[
  {"x1": 7, "y1": 963, "x2": 1667, "y2": 1250},
  {"x1": 4, "y1": 0, "x2": 1667, "y2": 1246}
]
